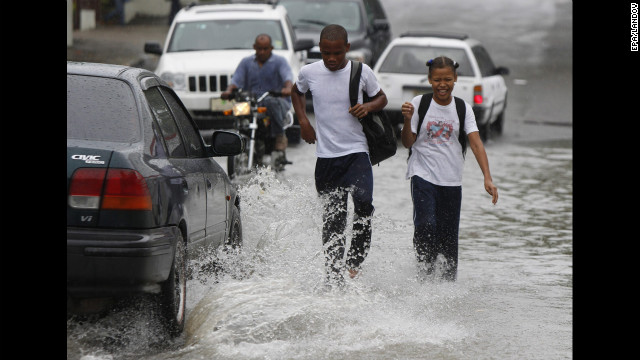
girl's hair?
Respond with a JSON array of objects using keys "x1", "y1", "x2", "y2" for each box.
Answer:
[{"x1": 426, "y1": 56, "x2": 459, "y2": 76}]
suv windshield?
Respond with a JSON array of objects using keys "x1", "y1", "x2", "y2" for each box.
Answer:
[
  {"x1": 168, "y1": 20, "x2": 288, "y2": 52},
  {"x1": 378, "y1": 46, "x2": 474, "y2": 77},
  {"x1": 67, "y1": 75, "x2": 141, "y2": 143},
  {"x1": 281, "y1": 0, "x2": 362, "y2": 32}
]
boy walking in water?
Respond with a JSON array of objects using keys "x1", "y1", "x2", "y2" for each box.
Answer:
[{"x1": 290, "y1": 24, "x2": 388, "y2": 286}]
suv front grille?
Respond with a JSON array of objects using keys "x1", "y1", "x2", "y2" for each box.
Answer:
[
  {"x1": 187, "y1": 74, "x2": 231, "y2": 93},
  {"x1": 307, "y1": 50, "x2": 321, "y2": 60}
]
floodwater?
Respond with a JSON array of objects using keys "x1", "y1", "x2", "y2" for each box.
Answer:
[
  {"x1": 67, "y1": 0, "x2": 572, "y2": 358},
  {"x1": 67, "y1": 135, "x2": 572, "y2": 360}
]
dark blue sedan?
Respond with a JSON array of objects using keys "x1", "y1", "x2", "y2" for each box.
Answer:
[{"x1": 67, "y1": 62, "x2": 244, "y2": 336}]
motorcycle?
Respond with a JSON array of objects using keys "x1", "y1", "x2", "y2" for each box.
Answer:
[{"x1": 223, "y1": 89, "x2": 294, "y2": 179}]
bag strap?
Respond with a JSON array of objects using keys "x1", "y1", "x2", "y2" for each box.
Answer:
[
  {"x1": 416, "y1": 93, "x2": 433, "y2": 138},
  {"x1": 454, "y1": 96, "x2": 467, "y2": 158},
  {"x1": 349, "y1": 60, "x2": 363, "y2": 108},
  {"x1": 410, "y1": 93, "x2": 467, "y2": 158}
]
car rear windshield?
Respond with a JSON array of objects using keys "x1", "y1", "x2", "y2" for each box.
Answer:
[
  {"x1": 67, "y1": 74, "x2": 141, "y2": 143},
  {"x1": 168, "y1": 19, "x2": 288, "y2": 52},
  {"x1": 281, "y1": 0, "x2": 362, "y2": 32},
  {"x1": 377, "y1": 45, "x2": 474, "y2": 77}
]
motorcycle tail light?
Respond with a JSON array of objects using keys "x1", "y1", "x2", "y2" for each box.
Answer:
[{"x1": 232, "y1": 102, "x2": 251, "y2": 116}]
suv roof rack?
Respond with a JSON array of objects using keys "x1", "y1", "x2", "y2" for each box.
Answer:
[
  {"x1": 187, "y1": 0, "x2": 279, "y2": 9},
  {"x1": 400, "y1": 31, "x2": 468, "y2": 40}
]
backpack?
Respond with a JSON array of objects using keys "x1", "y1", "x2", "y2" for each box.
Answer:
[
  {"x1": 349, "y1": 60, "x2": 397, "y2": 166},
  {"x1": 408, "y1": 93, "x2": 467, "y2": 160}
]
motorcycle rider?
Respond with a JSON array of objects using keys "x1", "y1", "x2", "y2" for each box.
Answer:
[{"x1": 221, "y1": 33, "x2": 293, "y2": 168}]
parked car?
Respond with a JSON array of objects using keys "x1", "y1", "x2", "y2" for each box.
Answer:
[
  {"x1": 280, "y1": 0, "x2": 392, "y2": 67},
  {"x1": 144, "y1": 1, "x2": 313, "y2": 136},
  {"x1": 67, "y1": 61, "x2": 244, "y2": 337},
  {"x1": 373, "y1": 31, "x2": 509, "y2": 140}
]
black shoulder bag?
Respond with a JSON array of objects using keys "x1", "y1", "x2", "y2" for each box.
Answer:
[{"x1": 349, "y1": 60, "x2": 397, "y2": 166}]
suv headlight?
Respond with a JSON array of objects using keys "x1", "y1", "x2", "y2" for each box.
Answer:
[{"x1": 159, "y1": 72, "x2": 186, "y2": 91}]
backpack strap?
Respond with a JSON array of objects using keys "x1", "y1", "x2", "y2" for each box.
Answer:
[
  {"x1": 454, "y1": 96, "x2": 467, "y2": 158},
  {"x1": 349, "y1": 60, "x2": 363, "y2": 108},
  {"x1": 409, "y1": 94, "x2": 467, "y2": 158},
  {"x1": 416, "y1": 93, "x2": 433, "y2": 138}
]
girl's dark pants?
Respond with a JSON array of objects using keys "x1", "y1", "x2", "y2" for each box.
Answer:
[
  {"x1": 410, "y1": 175, "x2": 461, "y2": 281},
  {"x1": 315, "y1": 152, "x2": 374, "y2": 282}
]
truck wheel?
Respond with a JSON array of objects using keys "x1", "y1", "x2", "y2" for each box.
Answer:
[{"x1": 159, "y1": 232, "x2": 187, "y2": 337}]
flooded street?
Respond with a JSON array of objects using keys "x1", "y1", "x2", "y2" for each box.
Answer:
[
  {"x1": 67, "y1": 0, "x2": 572, "y2": 358},
  {"x1": 67, "y1": 138, "x2": 572, "y2": 359}
]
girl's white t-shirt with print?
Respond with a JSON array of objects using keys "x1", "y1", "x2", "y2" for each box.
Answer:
[
  {"x1": 296, "y1": 60, "x2": 381, "y2": 158},
  {"x1": 405, "y1": 95, "x2": 479, "y2": 186}
]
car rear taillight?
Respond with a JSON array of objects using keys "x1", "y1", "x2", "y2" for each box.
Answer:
[
  {"x1": 473, "y1": 85, "x2": 483, "y2": 104},
  {"x1": 102, "y1": 169, "x2": 152, "y2": 210},
  {"x1": 69, "y1": 168, "x2": 107, "y2": 209},
  {"x1": 69, "y1": 168, "x2": 152, "y2": 210}
]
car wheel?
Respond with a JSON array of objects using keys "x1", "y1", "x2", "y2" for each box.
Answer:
[
  {"x1": 479, "y1": 121, "x2": 490, "y2": 142},
  {"x1": 225, "y1": 205, "x2": 243, "y2": 252},
  {"x1": 159, "y1": 232, "x2": 187, "y2": 337}
]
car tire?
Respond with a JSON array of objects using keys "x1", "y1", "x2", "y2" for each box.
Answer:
[
  {"x1": 159, "y1": 232, "x2": 187, "y2": 337},
  {"x1": 225, "y1": 205, "x2": 243, "y2": 252}
]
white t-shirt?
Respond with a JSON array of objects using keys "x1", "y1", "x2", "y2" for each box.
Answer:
[
  {"x1": 405, "y1": 95, "x2": 479, "y2": 186},
  {"x1": 296, "y1": 60, "x2": 381, "y2": 158}
]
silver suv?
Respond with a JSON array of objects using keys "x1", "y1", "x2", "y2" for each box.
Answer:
[
  {"x1": 373, "y1": 32, "x2": 509, "y2": 140},
  {"x1": 144, "y1": 2, "x2": 313, "y2": 130}
]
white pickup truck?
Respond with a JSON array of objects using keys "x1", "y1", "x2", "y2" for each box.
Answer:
[{"x1": 373, "y1": 32, "x2": 509, "y2": 141}]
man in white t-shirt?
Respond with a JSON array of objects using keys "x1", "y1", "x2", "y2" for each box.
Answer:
[{"x1": 291, "y1": 24, "x2": 388, "y2": 286}]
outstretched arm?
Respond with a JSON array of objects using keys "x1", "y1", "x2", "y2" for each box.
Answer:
[{"x1": 467, "y1": 132, "x2": 498, "y2": 204}]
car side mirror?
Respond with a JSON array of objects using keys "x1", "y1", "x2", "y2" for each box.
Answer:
[
  {"x1": 208, "y1": 130, "x2": 245, "y2": 157},
  {"x1": 144, "y1": 42, "x2": 163, "y2": 55},
  {"x1": 294, "y1": 39, "x2": 315, "y2": 52},
  {"x1": 495, "y1": 66, "x2": 510, "y2": 75}
]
